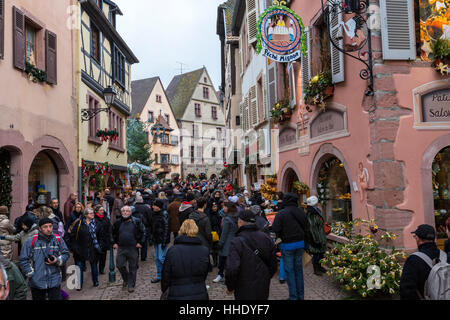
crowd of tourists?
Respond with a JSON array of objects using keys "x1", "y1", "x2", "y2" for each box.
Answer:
[{"x1": 0, "y1": 179, "x2": 449, "y2": 301}]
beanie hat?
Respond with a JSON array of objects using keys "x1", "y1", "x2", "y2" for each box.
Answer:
[
  {"x1": 0, "y1": 206, "x2": 8, "y2": 215},
  {"x1": 239, "y1": 210, "x2": 256, "y2": 223},
  {"x1": 186, "y1": 193, "x2": 196, "y2": 202},
  {"x1": 307, "y1": 196, "x2": 319, "y2": 206},
  {"x1": 39, "y1": 217, "x2": 54, "y2": 228},
  {"x1": 22, "y1": 215, "x2": 35, "y2": 229},
  {"x1": 250, "y1": 205, "x2": 262, "y2": 216},
  {"x1": 154, "y1": 199, "x2": 165, "y2": 210}
]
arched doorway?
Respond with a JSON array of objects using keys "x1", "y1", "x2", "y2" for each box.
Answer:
[
  {"x1": 432, "y1": 146, "x2": 450, "y2": 240},
  {"x1": 28, "y1": 151, "x2": 59, "y2": 206},
  {"x1": 283, "y1": 168, "x2": 300, "y2": 194},
  {"x1": 316, "y1": 156, "x2": 352, "y2": 223},
  {"x1": 0, "y1": 149, "x2": 13, "y2": 209}
]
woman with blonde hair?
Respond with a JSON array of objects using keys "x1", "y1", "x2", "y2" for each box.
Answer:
[
  {"x1": 161, "y1": 219, "x2": 209, "y2": 300},
  {"x1": 158, "y1": 192, "x2": 169, "y2": 211}
]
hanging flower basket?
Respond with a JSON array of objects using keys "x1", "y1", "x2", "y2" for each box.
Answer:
[
  {"x1": 270, "y1": 97, "x2": 292, "y2": 123},
  {"x1": 304, "y1": 71, "x2": 334, "y2": 112},
  {"x1": 431, "y1": 39, "x2": 450, "y2": 75}
]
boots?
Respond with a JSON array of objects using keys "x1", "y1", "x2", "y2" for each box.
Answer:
[
  {"x1": 313, "y1": 263, "x2": 323, "y2": 276},
  {"x1": 318, "y1": 264, "x2": 327, "y2": 274}
]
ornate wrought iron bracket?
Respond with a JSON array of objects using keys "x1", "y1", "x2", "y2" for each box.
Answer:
[
  {"x1": 81, "y1": 107, "x2": 111, "y2": 122},
  {"x1": 321, "y1": 0, "x2": 374, "y2": 96}
]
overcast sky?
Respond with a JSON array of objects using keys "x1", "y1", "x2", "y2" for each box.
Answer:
[{"x1": 114, "y1": 0, "x2": 225, "y2": 90}]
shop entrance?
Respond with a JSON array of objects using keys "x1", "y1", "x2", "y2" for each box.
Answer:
[
  {"x1": 316, "y1": 156, "x2": 352, "y2": 223},
  {"x1": 28, "y1": 151, "x2": 59, "y2": 206},
  {"x1": 432, "y1": 146, "x2": 450, "y2": 240},
  {"x1": 283, "y1": 168, "x2": 300, "y2": 194}
]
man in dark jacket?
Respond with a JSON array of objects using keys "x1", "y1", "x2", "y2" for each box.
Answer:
[
  {"x1": 112, "y1": 206, "x2": 146, "y2": 293},
  {"x1": 189, "y1": 198, "x2": 212, "y2": 251},
  {"x1": 63, "y1": 193, "x2": 77, "y2": 224},
  {"x1": 103, "y1": 189, "x2": 115, "y2": 218},
  {"x1": 50, "y1": 198, "x2": 64, "y2": 223},
  {"x1": 271, "y1": 193, "x2": 308, "y2": 300},
  {"x1": 225, "y1": 210, "x2": 277, "y2": 300},
  {"x1": 149, "y1": 199, "x2": 170, "y2": 283},
  {"x1": 0, "y1": 254, "x2": 28, "y2": 300},
  {"x1": 179, "y1": 195, "x2": 195, "y2": 227},
  {"x1": 400, "y1": 224, "x2": 450, "y2": 300},
  {"x1": 133, "y1": 195, "x2": 151, "y2": 261}
]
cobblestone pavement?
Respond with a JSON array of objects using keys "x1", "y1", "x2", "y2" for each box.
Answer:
[{"x1": 61, "y1": 244, "x2": 347, "y2": 301}]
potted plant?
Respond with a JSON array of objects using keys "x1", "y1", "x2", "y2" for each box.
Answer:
[
  {"x1": 270, "y1": 97, "x2": 292, "y2": 123},
  {"x1": 431, "y1": 39, "x2": 450, "y2": 75},
  {"x1": 304, "y1": 71, "x2": 334, "y2": 111}
]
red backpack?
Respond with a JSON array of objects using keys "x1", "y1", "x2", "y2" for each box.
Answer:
[{"x1": 31, "y1": 234, "x2": 61, "y2": 248}]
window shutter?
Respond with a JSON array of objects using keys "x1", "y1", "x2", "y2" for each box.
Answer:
[
  {"x1": 250, "y1": 86, "x2": 257, "y2": 126},
  {"x1": 0, "y1": 0, "x2": 4, "y2": 59},
  {"x1": 301, "y1": 27, "x2": 311, "y2": 100},
  {"x1": 13, "y1": 6, "x2": 25, "y2": 70},
  {"x1": 246, "y1": 0, "x2": 257, "y2": 45},
  {"x1": 45, "y1": 30, "x2": 57, "y2": 84},
  {"x1": 288, "y1": 62, "x2": 297, "y2": 108},
  {"x1": 379, "y1": 0, "x2": 416, "y2": 60},
  {"x1": 267, "y1": 61, "x2": 277, "y2": 111},
  {"x1": 329, "y1": 5, "x2": 345, "y2": 83},
  {"x1": 239, "y1": 35, "x2": 243, "y2": 76},
  {"x1": 262, "y1": 73, "x2": 267, "y2": 121}
]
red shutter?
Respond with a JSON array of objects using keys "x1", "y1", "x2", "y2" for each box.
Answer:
[
  {"x1": 12, "y1": 6, "x2": 25, "y2": 70},
  {"x1": 45, "y1": 30, "x2": 57, "y2": 84},
  {"x1": 0, "y1": 0, "x2": 5, "y2": 59}
]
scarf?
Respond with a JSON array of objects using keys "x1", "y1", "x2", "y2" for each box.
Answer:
[{"x1": 86, "y1": 219, "x2": 101, "y2": 252}]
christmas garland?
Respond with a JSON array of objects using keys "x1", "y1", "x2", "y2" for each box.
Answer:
[
  {"x1": 26, "y1": 62, "x2": 47, "y2": 83},
  {"x1": 81, "y1": 160, "x2": 113, "y2": 186},
  {"x1": 96, "y1": 128, "x2": 120, "y2": 142}
]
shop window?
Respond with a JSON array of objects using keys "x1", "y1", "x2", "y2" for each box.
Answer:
[
  {"x1": 432, "y1": 146, "x2": 450, "y2": 240},
  {"x1": 28, "y1": 151, "x2": 58, "y2": 205},
  {"x1": 415, "y1": 0, "x2": 450, "y2": 61},
  {"x1": 317, "y1": 157, "x2": 352, "y2": 223}
]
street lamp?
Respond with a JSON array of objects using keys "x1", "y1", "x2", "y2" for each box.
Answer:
[{"x1": 81, "y1": 86, "x2": 117, "y2": 122}]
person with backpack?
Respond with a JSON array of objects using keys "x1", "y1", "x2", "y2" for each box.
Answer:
[
  {"x1": 18, "y1": 218, "x2": 69, "y2": 300},
  {"x1": 149, "y1": 199, "x2": 170, "y2": 284},
  {"x1": 400, "y1": 224, "x2": 450, "y2": 300},
  {"x1": 112, "y1": 206, "x2": 146, "y2": 293},
  {"x1": 271, "y1": 193, "x2": 308, "y2": 300},
  {"x1": 133, "y1": 195, "x2": 151, "y2": 262},
  {"x1": 225, "y1": 210, "x2": 277, "y2": 300}
]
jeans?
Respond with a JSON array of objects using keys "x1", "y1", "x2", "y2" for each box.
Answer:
[
  {"x1": 154, "y1": 244, "x2": 167, "y2": 280},
  {"x1": 75, "y1": 260, "x2": 99, "y2": 288},
  {"x1": 116, "y1": 246, "x2": 139, "y2": 288},
  {"x1": 30, "y1": 286, "x2": 61, "y2": 300},
  {"x1": 278, "y1": 257, "x2": 286, "y2": 281},
  {"x1": 218, "y1": 255, "x2": 227, "y2": 277},
  {"x1": 282, "y1": 248, "x2": 304, "y2": 300}
]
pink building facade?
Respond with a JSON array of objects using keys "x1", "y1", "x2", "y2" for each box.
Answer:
[
  {"x1": 276, "y1": 0, "x2": 450, "y2": 251},
  {"x1": 0, "y1": 0, "x2": 78, "y2": 223}
]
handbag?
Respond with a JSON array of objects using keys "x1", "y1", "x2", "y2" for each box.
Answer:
[{"x1": 211, "y1": 231, "x2": 219, "y2": 242}]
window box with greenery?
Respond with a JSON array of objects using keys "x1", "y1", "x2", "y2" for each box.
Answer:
[
  {"x1": 431, "y1": 39, "x2": 450, "y2": 75},
  {"x1": 304, "y1": 71, "x2": 334, "y2": 112},
  {"x1": 270, "y1": 97, "x2": 292, "y2": 123}
]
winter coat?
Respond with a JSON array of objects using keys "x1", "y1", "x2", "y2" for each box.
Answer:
[
  {"x1": 161, "y1": 235, "x2": 209, "y2": 300},
  {"x1": 103, "y1": 195, "x2": 115, "y2": 216},
  {"x1": 94, "y1": 214, "x2": 112, "y2": 252},
  {"x1": 133, "y1": 203, "x2": 151, "y2": 228},
  {"x1": 149, "y1": 210, "x2": 170, "y2": 245},
  {"x1": 19, "y1": 232, "x2": 69, "y2": 290},
  {"x1": 65, "y1": 210, "x2": 83, "y2": 232},
  {"x1": 5, "y1": 224, "x2": 39, "y2": 248},
  {"x1": 305, "y1": 206, "x2": 327, "y2": 255},
  {"x1": 249, "y1": 192, "x2": 264, "y2": 206},
  {"x1": 225, "y1": 224, "x2": 278, "y2": 300},
  {"x1": 13, "y1": 211, "x2": 39, "y2": 234},
  {"x1": 272, "y1": 193, "x2": 308, "y2": 245},
  {"x1": 400, "y1": 242, "x2": 450, "y2": 300},
  {"x1": 112, "y1": 216, "x2": 146, "y2": 247},
  {"x1": 66, "y1": 218, "x2": 102, "y2": 262},
  {"x1": 189, "y1": 211, "x2": 212, "y2": 250},
  {"x1": 167, "y1": 200, "x2": 181, "y2": 233},
  {"x1": 0, "y1": 257, "x2": 27, "y2": 300},
  {"x1": 218, "y1": 214, "x2": 238, "y2": 257},
  {"x1": 255, "y1": 215, "x2": 270, "y2": 235},
  {"x1": 178, "y1": 202, "x2": 194, "y2": 227},
  {"x1": 206, "y1": 209, "x2": 222, "y2": 234},
  {"x1": 51, "y1": 207, "x2": 64, "y2": 223},
  {"x1": 48, "y1": 213, "x2": 64, "y2": 237},
  {"x1": 445, "y1": 239, "x2": 449, "y2": 255},
  {"x1": 0, "y1": 215, "x2": 15, "y2": 260}
]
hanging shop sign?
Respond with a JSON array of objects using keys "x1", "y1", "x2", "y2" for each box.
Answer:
[{"x1": 256, "y1": 4, "x2": 306, "y2": 63}]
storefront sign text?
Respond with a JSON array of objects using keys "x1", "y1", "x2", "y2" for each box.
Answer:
[{"x1": 422, "y1": 88, "x2": 450, "y2": 123}]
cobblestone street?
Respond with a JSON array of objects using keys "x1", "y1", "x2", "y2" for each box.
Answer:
[{"x1": 62, "y1": 244, "x2": 347, "y2": 301}]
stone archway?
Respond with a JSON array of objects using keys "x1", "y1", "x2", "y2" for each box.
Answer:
[
  {"x1": 310, "y1": 144, "x2": 354, "y2": 222},
  {"x1": 279, "y1": 161, "x2": 302, "y2": 193},
  {"x1": 422, "y1": 134, "x2": 450, "y2": 227}
]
